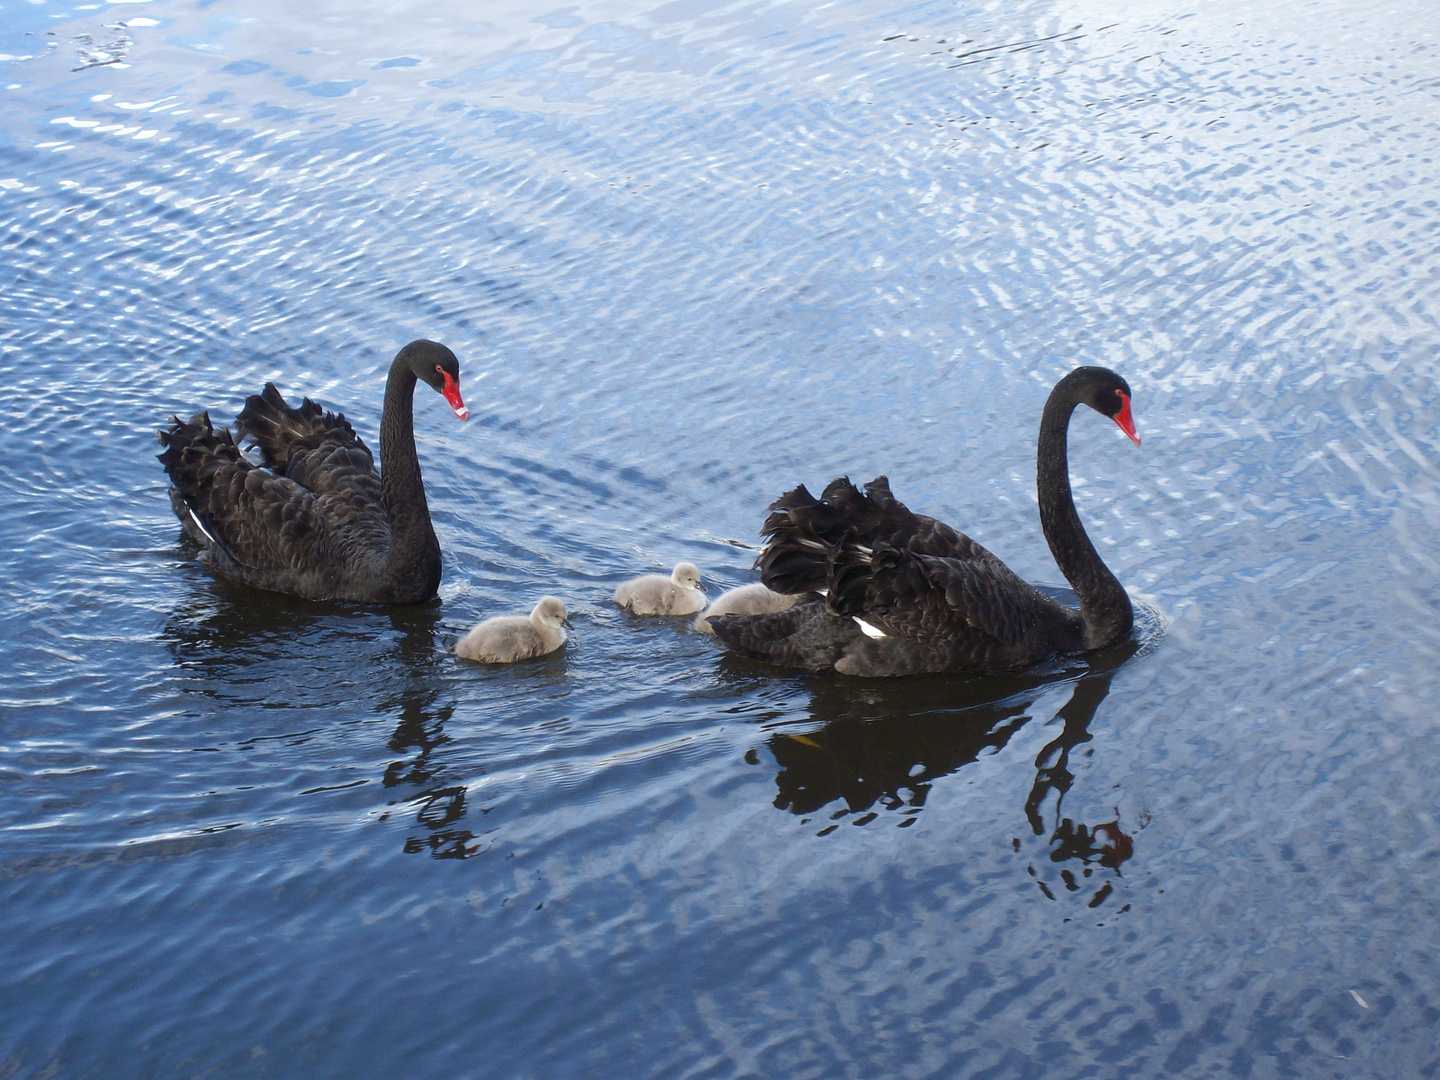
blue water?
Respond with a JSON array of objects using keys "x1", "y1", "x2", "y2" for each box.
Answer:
[{"x1": 2, "y1": 0, "x2": 1439, "y2": 1076}]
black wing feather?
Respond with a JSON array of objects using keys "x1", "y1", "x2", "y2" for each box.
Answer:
[
  {"x1": 234, "y1": 383, "x2": 391, "y2": 568},
  {"x1": 236, "y1": 383, "x2": 378, "y2": 497}
]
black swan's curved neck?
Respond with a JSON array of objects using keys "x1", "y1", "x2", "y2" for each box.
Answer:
[
  {"x1": 1036, "y1": 375, "x2": 1132, "y2": 649},
  {"x1": 379, "y1": 358, "x2": 440, "y2": 597}
]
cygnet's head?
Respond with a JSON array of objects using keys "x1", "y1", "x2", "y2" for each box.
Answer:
[
  {"x1": 672, "y1": 562, "x2": 703, "y2": 591},
  {"x1": 531, "y1": 596, "x2": 570, "y2": 628}
]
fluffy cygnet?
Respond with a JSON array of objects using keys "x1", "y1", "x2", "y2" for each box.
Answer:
[
  {"x1": 454, "y1": 596, "x2": 569, "y2": 664},
  {"x1": 693, "y1": 583, "x2": 798, "y2": 633},
  {"x1": 614, "y1": 562, "x2": 706, "y2": 616}
]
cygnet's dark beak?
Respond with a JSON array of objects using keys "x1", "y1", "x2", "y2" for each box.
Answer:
[{"x1": 562, "y1": 617, "x2": 574, "y2": 629}]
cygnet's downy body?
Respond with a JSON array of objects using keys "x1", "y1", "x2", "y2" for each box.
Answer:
[
  {"x1": 693, "y1": 583, "x2": 799, "y2": 634},
  {"x1": 615, "y1": 562, "x2": 705, "y2": 616},
  {"x1": 455, "y1": 596, "x2": 570, "y2": 664}
]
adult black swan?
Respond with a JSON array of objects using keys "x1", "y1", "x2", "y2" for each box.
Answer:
[
  {"x1": 157, "y1": 339, "x2": 470, "y2": 604},
  {"x1": 711, "y1": 366, "x2": 1141, "y2": 677}
]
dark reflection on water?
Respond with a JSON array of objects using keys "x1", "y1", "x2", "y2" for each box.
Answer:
[
  {"x1": 746, "y1": 612, "x2": 1146, "y2": 908},
  {"x1": 163, "y1": 560, "x2": 497, "y2": 858},
  {"x1": 386, "y1": 689, "x2": 470, "y2": 859},
  {"x1": 164, "y1": 569, "x2": 375, "y2": 657},
  {"x1": 376, "y1": 607, "x2": 476, "y2": 859}
]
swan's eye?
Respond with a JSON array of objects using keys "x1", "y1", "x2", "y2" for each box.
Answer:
[{"x1": 435, "y1": 364, "x2": 444, "y2": 375}]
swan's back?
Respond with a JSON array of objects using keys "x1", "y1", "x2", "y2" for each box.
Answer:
[
  {"x1": 236, "y1": 385, "x2": 392, "y2": 558},
  {"x1": 727, "y1": 475, "x2": 1083, "y2": 675},
  {"x1": 759, "y1": 477, "x2": 983, "y2": 595},
  {"x1": 238, "y1": 385, "x2": 381, "y2": 498}
]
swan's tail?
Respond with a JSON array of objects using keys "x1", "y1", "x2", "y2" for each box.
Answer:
[
  {"x1": 756, "y1": 481, "x2": 849, "y2": 594},
  {"x1": 157, "y1": 412, "x2": 244, "y2": 548}
]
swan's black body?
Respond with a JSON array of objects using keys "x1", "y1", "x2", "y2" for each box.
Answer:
[
  {"x1": 712, "y1": 367, "x2": 1140, "y2": 677},
  {"x1": 158, "y1": 340, "x2": 468, "y2": 604}
]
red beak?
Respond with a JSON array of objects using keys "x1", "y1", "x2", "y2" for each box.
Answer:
[
  {"x1": 439, "y1": 369, "x2": 470, "y2": 421},
  {"x1": 1113, "y1": 392, "x2": 1140, "y2": 446}
]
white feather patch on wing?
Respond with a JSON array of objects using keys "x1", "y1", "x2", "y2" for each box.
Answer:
[
  {"x1": 187, "y1": 507, "x2": 217, "y2": 546},
  {"x1": 854, "y1": 617, "x2": 887, "y2": 639}
]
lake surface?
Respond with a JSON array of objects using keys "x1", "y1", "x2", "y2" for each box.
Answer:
[{"x1": 3, "y1": 0, "x2": 1439, "y2": 1075}]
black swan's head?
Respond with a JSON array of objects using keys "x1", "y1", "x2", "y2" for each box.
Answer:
[
  {"x1": 399, "y1": 339, "x2": 470, "y2": 421},
  {"x1": 1070, "y1": 366, "x2": 1140, "y2": 446}
]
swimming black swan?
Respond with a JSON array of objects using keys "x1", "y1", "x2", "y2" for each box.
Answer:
[
  {"x1": 157, "y1": 339, "x2": 470, "y2": 604},
  {"x1": 455, "y1": 597, "x2": 570, "y2": 663},
  {"x1": 711, "y1": 366, "x2": 1141, "y2": 677}
]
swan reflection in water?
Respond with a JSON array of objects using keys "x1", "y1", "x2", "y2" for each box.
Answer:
[
  {"x1": 734, "y1": 605, "x2": 1158, "y2": 912},
  {"x1": 161, "y1": 573, "x2": 483, "y2": 859},
  {"x1": 380, "y1": 604, "x2": 476, "y2": 860}
]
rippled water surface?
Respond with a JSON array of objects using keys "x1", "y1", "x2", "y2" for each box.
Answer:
[{"x1": 3, "y1": 0, "x2": 1439, "y2": 1075}]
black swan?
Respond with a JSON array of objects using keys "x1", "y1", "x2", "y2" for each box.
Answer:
[
  {"x1": 711, "y1": 366, "x2": 1141, "y2": 677},
  {"x1": 614, "y1": 562, "x2": 706, "y2": 616},
  {"x1": 454, "y1": 597, "x2": 570, "y2": 663},
  {"x1": 157, "y1": 339, "x2": 469, "y2": 604}
]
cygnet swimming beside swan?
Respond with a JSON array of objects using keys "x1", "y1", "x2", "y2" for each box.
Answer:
[
  {"x1": 693, "y1": 583, "x2": 798, "y2": 633},
  {"x1": 615, "y1": 562, "x2": 705, "y2": 616},
  {"x1": 455, "y1": 596, "x2": 570, "y2": 663}
]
